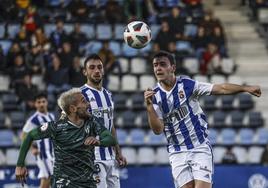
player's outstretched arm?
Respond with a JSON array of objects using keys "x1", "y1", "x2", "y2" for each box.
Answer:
[
  {"x1": 211, "y1": 83, "x2": 261, "y2": 97},
  {"x1": 144, "y1": 88, "x2": 164, "y2": 135}
]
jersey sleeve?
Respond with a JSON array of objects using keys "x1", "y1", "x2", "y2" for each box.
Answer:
[
  {"x1": 152, "y1": 96, "x2": 163, "y2": 119},
  {"x1": 35, "y1": 121, "x2": 57, "y2": 140},
  {"x1": 194, "y1": 80, "x2": 214, "y2": 97},
  {"x1": 22, "y1": 119, "x2": 36, "y2": 133}
]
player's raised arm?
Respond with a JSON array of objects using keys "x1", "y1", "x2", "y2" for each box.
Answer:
[
  {"x1": 144, "y1": 88, "x2": 164, "y2": 135},
  {"x1": 211, "y1": 83, "x2": 261, "y2": 97}
]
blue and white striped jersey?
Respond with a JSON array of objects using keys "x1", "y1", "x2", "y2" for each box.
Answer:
[
  {"x1": 23, "y1": 111, "x2": 55, "y2": 160},
  {"x1": 152, "y1": 76, "x2": 213, "y2": 153},
  {"x1": 80, "y1": 84, "x2": 115, "y2": 161}
]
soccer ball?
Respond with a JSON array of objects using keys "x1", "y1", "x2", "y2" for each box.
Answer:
[{"x1": 123, "y1": 21, "x2": 152, "y2": 49}]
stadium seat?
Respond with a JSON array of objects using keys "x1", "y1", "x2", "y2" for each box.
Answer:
[
  {"x1": 2, "y1": 92, "x2": 19, "y2": 111},
  {"x1": 85, "y1": 41, "x2": 102, "y2": 54},
  {"x1": 0, "y1": 112, "x2": 6, "y2": 128},
  {"x1": 113, "y1": 93, "x2": 127, "y2": 110},
  {"x1": 248, "y1": 111, "x2": 263, "y2": 127},
  {"x1": 256, "y1": 128, "x2": 268, "y2": 144},
  {"x1": 0, "y1": 40, "x2": 12, "y2": 55},
  {"x1": 238, "y1": 128, "x2": 254, "y2": 145},
  {"x1": 238, "y1": 94, "x2": 254, "y2": 110},
  {"x1": 129, "y1": 129, "x2": 146, "y2": 145},
  {"x1": 107, "y1": 75, "x2": 120, "y2": 91},
  {"x1": 213, "y1": 110, "x2": 227, "y2": 127},
  {"x1": 6, "y1": 148, "x2": 19, "y2": 165},
  {"x1": 147, "y1": 131, "x2": 165, "y2": 145},
  {"x1": 0, "y1": 150, "x2": 5, "y2": 165},
  {"x1": 116, "y1": 129, "x2": 128, "y2": 145},
  {"x1": 134, "y1": 111, "x2": 148, "y2": 128},
  {"x1": 130, "y1": 57, "x2": 147, "y2": 74},
  {"x1": 258, "y1": 8, "x2": 268, "y2": 24},
  {"x1": 121, "y1": 75, "x2": 138, "y2": 91},
  {"x1": 63, "y1": 24, "x2": 74, "y2": 34},
  {"x1": 221, "y1": 95, "x2": 235, "y2": 111},
  {"x1": 248, "y1": 146, "x2": 264, "y2": 164},
  {"x1": 26, "y1": 153, "x2": 37, "y2": 165},
  {"x1": 139, "y1": 75, "x2": 156, "y2": 91},
  {"x1": 183, "y1": 58, "x2": 199, "y2": 75},
  {"x1": 109, "y1": 41, "x2": 121, "y2": 56},
  {"x1": 155, "y1": 147, "x2": 169, "y2": 164},
  {"x1": 122, "y1": 43, "x2": 139, "y2": 57},
  {"x1": 130, "y1": 93, "x2": 144, "y2": 109},
  {"x1": 230, "y1": 110, "x2": 244, "y2": 127},
  {"x1": 31, "y1": 75, "x2": 46, "y2": 90},
  {"x1": 121, "y1": 110, "x2": 136, "y2": 127},
  {"x1": 176, "y1": 41, "x2": 192, "y2": 54},
  {"x1": 121, "y1": 147, "x2": 137, "y2": 165},
  {"x1": 47, "y1": 94, "x2": 57, "y2": 111},
  {"x1": 96, "y1": 24, "x2": 112, "y2": 40},
  {"x1": 114, "y1": 24, "x2": 125, "y2": 40},
  {"x1": 137, "y1": 147, "x2": 155, "y2": 165},
  {"x1": 227, "y1": 75, "x2": 243, "y2": 85},
  {"x1": 210, "y1": 75, "x2": 226, "y2": 84},
  {"x1": 0, "y1": 130, "x2": 15, "y2": 147},
  {"x1": 221, "y1": 128, "x2": 236, "y2": 145},
  {"x1": 150, "y1": 24, "x2": 161, "y2": 39},
  {"x1": 202, "y1": 95, "x2": 217, "y2": 111},
  {"x1": 117, "y1": 58, "x2": 129, "y2": 73},
  {"x1": 184, "y1": 24, "x2": 198, "y2": 38},
  {"x1": 80, "y1": 24, "x2": 95, "y2": 39},
  {"x1": 232, "y1": 146, "x2": 247, "y2": 164},
  {"x1": 0, "y1": 75, "x2": 10, "y2": 91},
  {"x1": 10, "y1": 111, "x2": 26, "y2": 129},
  {"x1": 208, "y1": 128, "x2": 218, "y2": 145},
  {"x1": 7, "y1": 24, "x2": 20, "y2": 39},
  {"x1": 213, "y1": 146, "x2": 226, "y2": 164},
  {"x1": 0, "y1": 24, "x2": 5, "y2": 38},
  {"x1": 193, "y1": 75, "x2": 209, "y2": 83},
  {"x1": 139, "y1": 42, "x2": 152, "y2": 56},
  {"x1": 221, "y1": 58, "x2": 235, "y2": 75}
]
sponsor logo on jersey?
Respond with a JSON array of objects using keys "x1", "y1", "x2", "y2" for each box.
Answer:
[{"x1": 40, "y1": 123, "x2": 48, "y2": 131}]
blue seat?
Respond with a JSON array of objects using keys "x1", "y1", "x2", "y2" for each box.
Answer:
[
  {"x1": 221, "y1": 95, "x2": 234, "y2": 110},
  {"x1": 114, "y1": 24, "x2": 125, "y2": 40},
  {"x1": 2, "y1": 92, "x2": 19, "y2": 111},
  {"x1": 139, "y1": 111, "x2": 149, "y2": 127},
  {"x1": 80, "y1": 24, "x2": 95, "y2": 39},
  {"x1": 129, "y1": 129, "x2": 146, "y2": 145},
  {"x1": 0, "y1": 24, "x2": 5, "y2": 38},
  {"x1": 221, "y1": 128, "x2": 236, "y2": 145},
  {"x1": 150, "y1": 24, "x2": 161, "y2": 39},
  {"x1": 44, "y1": 24, "x2": 56, "y2": 36},
  {"x1": 213, "y1": 110, "x2": 226, "y2": 127},
  {"x1": 231, "y1": 110, "x2": 244, "y2": 127},
  {"x1": 147, "y1": 131, "x2": 165, "y2": 145},
  {"x1": 0, "y1": 40, "x2": 12, "y2": 55},
  {"x1": 0, "y1": 130, "x2": 15, "y2": 147},
  {"x1": 208, "y1": 128, "x2": 218, "y2": 145},
  {"x1": 166, "y1": 0, "x2": 180, "y2": 7},
  {"x1": 96, "y1": 24, "x2": 112, "y2": 40},
  {"x1": 184, "y1": 24, "x2": 198, "y2": 38},
  {"x1": 113, "y1": 93, "x2": 127, "y2": 110},
  {"x1": 202, "y1": 95, "x2": 217, "y2": 111},
  {"x1": 139, "y1": 42, "x2": 152, "y2": 56},
  {"x1": 85, "y1": 41, "x2": 102, "y2": 54},
  {"x1": 122, "y1": 110, "x2": 136, "y2": 127},
  {"x1": 10, "y1": 111, "x2": 26, "y2": 129},
  {"x1": 0, "y1": 113, "x2": 5, "y2": 128},
  {"x1": 122, "y1": 43, "x2": 139, "y2": 57},
  {"x1": 176, "y1": 41, "x2": 192, "y2": 52},
  {"x1": 248, "y1": 112, "x2": 263, "y2": 127},
  {"x1": 238, "y1": 94, "x2": 254, "y2": 110},
  {"x1": 109, "y1": 41, "x2": 121, "y2": 56},
  {"x1": 256, "y1": 128, "x2": 268, "y2": 145},
  {"x1": 239, "y1": 128, "x2": 254, "y2": 145},
  {"x1": 7, "y1": 24, "x2": 20, "y2": 39},
  {"x1": 131, "y1": 93, "x2": 144, "y2": 109},
  {"x1": 116, "y1": 129, "x2": 128, "y2": 145},
  {"x1": 47, "y1": 94, "x2": 57, "y2": 111}
]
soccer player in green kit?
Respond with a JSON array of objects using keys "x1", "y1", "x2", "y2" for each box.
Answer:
[{"x1": 15, "y1": 88, "x2": 117, "y2": 188}]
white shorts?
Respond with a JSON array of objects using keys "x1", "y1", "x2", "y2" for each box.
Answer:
[
  {"x1": 36, "y1": 156, "x2": 54, "y2": 179},
  {"x1": 94, "y1": 160, "x2": 120, "y2": 188},
  {"x1": 169, "y1": 141, "x2": 214, "y2": 188}
]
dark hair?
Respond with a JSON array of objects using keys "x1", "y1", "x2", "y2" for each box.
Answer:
[
  {"x1": 34, "y1": 92, "x2": 47, "y2": 101},
  {"x1": 83, "y1": 53, "x2": 103, "y2": 68},
  {"x1": 152, "y1": 50, "x2": 176, "y2": 65}
]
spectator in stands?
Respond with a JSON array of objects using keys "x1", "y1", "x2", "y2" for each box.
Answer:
[
  {"x1": 69, "y1": 23, "x2": 87, "y2": 54},
  {"x1": 31, "y1": 27, "x2": 50, "y2": 50},
  {"x1": 167, "y1": 41, "x2": 187, "y2": 74},
  {"x1": 192, "y1": 26, "x2": 210, "y2": 60},
  {"x1": 69, "y1": 56, "x2": 86, "y2": 87},
  {"x1": 261, "y1": 145, "x2": 268, "y2": 165},
  {"x1": 67, "y1": 0, "x2": 89, "y2": 22},
  {"x1": 155, "y1": 20, "x2": 175, "y2": 52},
  {"x1": 141, "y1": 0, "x2": 159, "y2": 24},
  {"x1": 183, "y1": 0, "x2": 204, "y2": 18},
  {"x1": 210, "y1": 26, "x2": 227, "y2": 57},
  {"x1": 0, "y1": 0, "x2": 18, "y2": 21},
  {"x1": 25, "y1": 44, "x2": 45, "y2": 75},
  {"x1": 199, "y1": 9, "x2": 222, "y2": 36},
  {"x1": 8, "y1": 54, "x2": 30, "y2": 88},
  {"x1": 45, "y1": 53, "x2": 70, "y2": 95},
  {"x1": 249, "y1": 0, "x2": 268, "y2": 19},
  {"x1": 200, "y1": 42, "x2": 222, "y2": 75},
  {"x1": 49, "y1": 19, "x2": 68, "y2": 51},
  {"x1": 14, "y1": 26, "x2": 29, "y2": 47},
  {"x1": 6, "y1": 42, "x2": 24, "y2": 70},
  {"x1": 58, "y1": 41, "x2": 75, "y2": 69},
  {"x1": 124, "y1": 0, "x2": 142, "y2": 22},
  {"x1": 98, "y1": 40, "x2": 122, "y2": 88},
  {"x1": 16, "y1": 0, "x2": 30, "y2": 10},
  {"x1": 222, "y1": 147, "x2": 238, "y2": 164},
  {"x1": 166, "y1": 6, "x2": 186, "y2": 41},
  {"x1": 23, "y1": 5, "x2": 43, "y2": 36},
  {"x1": 104, "y1": 0, "x2": 123, "y2": 24},
  {"x1": 15, "y1": 73, "x2": 39, "y2": 111},
  {"x1": 0, "y1": 46, "x2": 6, "y2": 72}
]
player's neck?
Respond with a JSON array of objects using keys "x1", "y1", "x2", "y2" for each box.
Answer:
[
  {"x1": 160, "y1": 76, "x2": 176, "y2": 91},
  {"x1": 86, "y1": 81, "x2": 102, "y2": 91},
  {"x1": 68, "y1": 115, "x2": 84, "y2": 127}
]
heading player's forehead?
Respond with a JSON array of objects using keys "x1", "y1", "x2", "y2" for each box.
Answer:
[
  {"x1": 85, "y1": 59, "x2": 103, "y2": 67},
  {"x1": 153, "y1": 56, "x2": 171, "y2": 65}
]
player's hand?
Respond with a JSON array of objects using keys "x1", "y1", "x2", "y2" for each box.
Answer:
[
  {"x1": 15, "y1": 166, "x2": 28, "y2": 187},
  {"x1": 84, "y1": 137, "x2": 100, "y2": 146},
  {"x1": 116, "y1": 153, "x2": 127, "y2": 168},
  {"x1": 247, "y1": 85, "x2": 261, "y2": 97},
  {"x1": 144, "y1": 88, "x2": 155, "y2": 106}
]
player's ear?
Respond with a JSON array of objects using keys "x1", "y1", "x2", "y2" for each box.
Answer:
[
  {"x1": 172, "y1": 64, "x2": 176, "y2": 73},
  {"x1": 82, "y1": 68, "x2": 87, "y2": 76}
]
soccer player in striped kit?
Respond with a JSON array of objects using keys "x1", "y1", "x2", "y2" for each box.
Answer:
[
  {"x1": 81, "y1": 54, "x2": 127, "y2": 188},
  {"x1": 144, "y1": 51, "x2": 261, "y2": 188},
  {"x1": 21, "y1": 92, "x2": 55, "y2": 188}
]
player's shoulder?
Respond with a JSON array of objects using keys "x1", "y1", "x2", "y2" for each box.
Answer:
[
  {"x1": 28, "y1": 112, "x2": 41, "y2": 124},
  {"x1": 178, "y1": 75, "x2": 192, "y2": 81},
  {"x1": 103, "y1": 87, "x2": 112, "y2": 95}
]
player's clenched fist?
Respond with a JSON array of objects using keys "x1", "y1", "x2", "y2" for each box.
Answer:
[
  {"x1": 15, "y1": 166, "x2": 28, "y2": 186},
  {"x1": 144, "y1": 88, "x2": 155, "y2": 106},
  {"x1": 84, "y1": 137, "x2": 100, "y2": 146}
]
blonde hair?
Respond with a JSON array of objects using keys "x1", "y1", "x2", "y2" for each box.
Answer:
[{"x1": 57, "y1": 88, "x2": 81, "y2": 115}]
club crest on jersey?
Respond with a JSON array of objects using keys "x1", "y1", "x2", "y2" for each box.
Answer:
[
  {"x1": 179, "y1": 90, "x2": 185, "y2": 99},
  {"x1": 40, "y1": 123, "x2": 48, "y2": 131}
]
